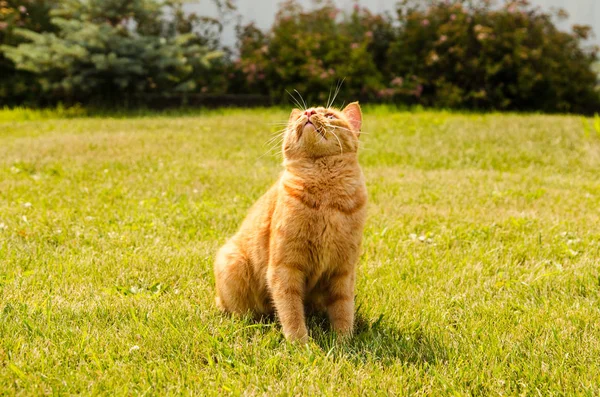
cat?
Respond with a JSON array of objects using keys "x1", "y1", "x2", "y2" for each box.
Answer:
[{"x1": 214, "y1": 102, "x2": 367, "y2": 342}]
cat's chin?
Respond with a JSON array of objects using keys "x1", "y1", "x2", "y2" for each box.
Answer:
[
  {"x1": 303, "y1": 122, "x2": 329, "y2": 140},
  {"x1": 302, "y1": 122, "x2": 316, "y2": 133}
]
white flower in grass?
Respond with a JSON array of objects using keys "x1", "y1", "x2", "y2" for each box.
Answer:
[
  {"x1": 0, "y1": 223, "x2": 7, "y2": 231},
  {"x1": 23, "y1": 202, "x2": 32, "y2": 208},
  {"x1": 410, "y1": 233, "x2": 435, "y2": 244},
  {"x1": 129, "y1": 345, "x2": 140, "y2": 353}
]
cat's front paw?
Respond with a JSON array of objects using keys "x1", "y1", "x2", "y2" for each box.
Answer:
[
  {"x1": 333, "y1": 328, "x2": 354, "y2": 342},
  {"x1": 284, "y1": 327, "x2": 309, "y2": 343}
]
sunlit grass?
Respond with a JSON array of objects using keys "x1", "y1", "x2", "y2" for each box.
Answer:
[{"x1": 1, "y1": 107, "x2": 599, "y2": 394}]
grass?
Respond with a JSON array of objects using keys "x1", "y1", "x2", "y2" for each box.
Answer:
[{"x1": 1, "y1": 106, "x2": 599, "y2": 395}]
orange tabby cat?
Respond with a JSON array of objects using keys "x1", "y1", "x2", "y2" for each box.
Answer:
[{"x1": 214, "y1": 102, "x2": 367, "y2": 342}]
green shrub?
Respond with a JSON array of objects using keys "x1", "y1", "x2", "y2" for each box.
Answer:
[
  {"x1": 386, "y1": 0, "x2": 600, "y2": 113},
  {"x1": 233, "y1": 0, "x2": 392, "y2": 104},
  {"x1": 2, "y1": 0, "x2": 598, "y2": 113},
  {"x1": 234, "y1": 0, "x2": 599, "y2": 113}
]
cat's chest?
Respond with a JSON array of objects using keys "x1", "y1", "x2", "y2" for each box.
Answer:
[
  {"x1": 301, "y1": 204, "x2": 364, "y2": 265},
  {"x1": 284, "y1": 173, "x2": 366, "y2": 213},
  {"x1": 302, "y1": 211, "x2": 362, "y2": 291},
  {"x1": 276, "y1": 169, "x2": 367, "y2": 266}
]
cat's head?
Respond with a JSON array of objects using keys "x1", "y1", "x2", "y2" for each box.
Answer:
[{"x1": 283, "y1": 102, "x2": 362, "y2": 159}]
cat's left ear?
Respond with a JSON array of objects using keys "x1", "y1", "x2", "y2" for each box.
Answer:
[
  {"x1": 342, "y1": 102, "x2": 362, "y2": 134},
  {"x1": 289, "y1": 108, "x2": 302, "y2": 122}
]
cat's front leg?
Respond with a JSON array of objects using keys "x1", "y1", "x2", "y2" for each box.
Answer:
[
  {"x1": 267, "y1": 265, "x2": 308, "y2": 342},
  {"x1": 325, "y1": 269, "x2": 355, "y2": 338}
]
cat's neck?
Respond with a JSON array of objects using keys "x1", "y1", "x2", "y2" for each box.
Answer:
[
  {"x1": 282, "y1": 153, "x2": 361, "y2": 183},
  {"x1": 284, "y1": 153, "x2": 358, "y2": 171}
]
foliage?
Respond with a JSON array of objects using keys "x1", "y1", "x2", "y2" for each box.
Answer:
[
  {"x1": 1, "y1": 0, "x2": 227, "y2": 104},
  {"x1": 232, "y1": 0, "x2": 392, "y2": 103},
  {"x1": 235, "y1": 0, "x2": 599, "y2": 113},
  {"x1": 593, "y1": 61, "x2": 600, "y2": 88},
  {"x1": 386, "y1": 0, "x2": 600, "y2": 113},
  {"x1": 1, "y1": 0, "x2": 599, "y2": 113},
  {"x1": 0, "y1": 0, "x2": 58, "y2": 105}
]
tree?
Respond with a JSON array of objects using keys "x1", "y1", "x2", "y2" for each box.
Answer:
[
  {"x1": 1, "y1": 0, "x2": 229, "y2": 105},
  {"x1": 0, "y1": 0, "x2": 58, "y2": 105}
]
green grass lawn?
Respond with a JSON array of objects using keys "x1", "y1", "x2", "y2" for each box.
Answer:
[{"x1": 1, "y1": 107, "x2": 600, "y2": 395}]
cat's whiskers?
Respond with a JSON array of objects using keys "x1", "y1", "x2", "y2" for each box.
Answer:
[
  {"x1": 293, "y1": 89, "x2": 308, "y2": 110},
  {"x1": 356, "y1": 145, "x2": 375, "y2": 153},
  {"x1": 260, "y1": 123, "x2": 296, "y2": 159},
  {"x1": 315, "y1": 124, "x2": 328, "y2": 142},
  {"x1": 265, "y1": 134, "x2": 284, "y2": 148},
  {"x1": 268, "y1": 126, "x2": 288, "y2": 134},
  {"x1": 327, "y1": 78, "x2": 345, "y2": 108},
  {"x1": 259, "y1": 136, "x2": 286, "y2": 159},
  {"x1": 331, "y1": 131, "x2": 344, "y2": 155},
  {"x1": 267, "y1": 126, "x2": 287, "y2": 138},
  {"x1": 286, "y1": 90, "x2": 306, "y2": 111},
  {"x1": 323, "y1": 123, "x2": 344, "y2": 155},
  {"x1": 264, "y1": 128, "x2": 287, "y2": 146},
  {"x1": 264, "y1": 132, "x2": 284, "y2": 146},
  {"x1": 330, "y1": 124, "x2": 371, "y2": 136},
  {"x1": 266, "y1": 134, "x2": 285, "y2": 144}
]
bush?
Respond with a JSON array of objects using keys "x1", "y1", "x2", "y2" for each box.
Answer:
[
  {"x1": 386, "y1": 0, "x2": 600, "y2": 113},
  {"x1": 233, "y1": 0, "x2": 393, "y2": 104},
  {"x1": 1, "y1": 0, "x2": 227, "y2": 105},
  {"x1": 1, "y1": 0, "x2": 599, "y2": 113},
  {"x1": 234, "y1": 0, "x2": 599, "y2": 113}
]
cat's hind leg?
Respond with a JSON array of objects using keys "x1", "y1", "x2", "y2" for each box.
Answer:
[{"x1": 214, "y1": 241, "x2": 261, "y2": 315}]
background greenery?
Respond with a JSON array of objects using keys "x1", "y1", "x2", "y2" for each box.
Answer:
[
  {"x1": 1, "y1": 107, "x2": 600, "y2": 394},
  {"x1": 1, "y1": 0, "x2": 599, "y2": 113}
]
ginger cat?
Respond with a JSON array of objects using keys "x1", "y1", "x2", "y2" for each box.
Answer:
[{"x1": 214, "y1": 102, "x2": 367, "y2": 342}]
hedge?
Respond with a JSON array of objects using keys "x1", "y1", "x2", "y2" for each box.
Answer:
[{"x1": 1, "y1": 0, "x2": 599, "y2": 113}]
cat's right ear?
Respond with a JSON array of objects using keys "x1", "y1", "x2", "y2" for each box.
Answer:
[{"x1": 289, "y1": 109, "x2": 302, "y2": 122}]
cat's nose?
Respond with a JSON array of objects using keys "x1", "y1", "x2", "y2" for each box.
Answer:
[{"x1": 304, "y1": 109, "x2": 316, "y2": 117}]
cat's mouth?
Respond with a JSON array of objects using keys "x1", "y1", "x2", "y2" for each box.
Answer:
[{"x1": 302, "y1": 120, "x2": 327, "y2": 140}]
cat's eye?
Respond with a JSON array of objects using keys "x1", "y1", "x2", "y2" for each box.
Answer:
[{"x1": 325, "y1": 114, "x2": 336, "y2": 119}]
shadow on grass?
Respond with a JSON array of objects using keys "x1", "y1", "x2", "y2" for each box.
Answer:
[
  {"x1": 228, "y1": 308, "x2": 447, "y2": 366},
  {"x1": 306, "y1": 311, "x2": 447, "y2": 366}
]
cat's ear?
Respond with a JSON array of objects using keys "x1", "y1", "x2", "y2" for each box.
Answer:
[
  {"x1": 342, "y1": 102, "x2": 362, "y2": 133},
  {"x1": 289, "y1": 108, "x2": 302, "y2": 122}
]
